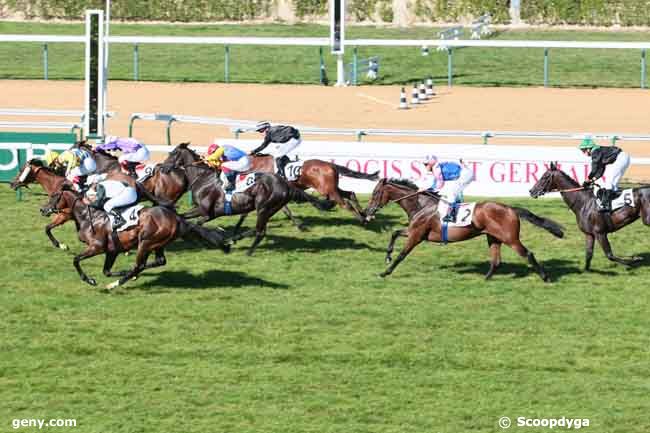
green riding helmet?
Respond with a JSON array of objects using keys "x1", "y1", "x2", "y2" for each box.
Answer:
[{"x1": 579, "y1": 138, "x2": 600, "y2": 151}]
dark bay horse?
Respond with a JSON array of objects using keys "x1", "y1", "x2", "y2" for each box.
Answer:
[
  {"x1": 166, "y1": 144, "x2": 335, "y2": 255},
  {"x1": 530, "y1": 162, "x2": 650, "y2": 269},
  {"x1": 87, "y1": 144, "x2": 187, "y2": 204},
  {"x1": 364, "y1": 178, "x2": 564, "y2": 281},
  {"x1": 41, "y1": 188, "x2": 230, "y2": 289},
  {"x1": 10, "y1": 159, "x2": 77, "y2": 250},
  {"x1": 248, "y1": 154, "x2": 379, "y2": 222}
]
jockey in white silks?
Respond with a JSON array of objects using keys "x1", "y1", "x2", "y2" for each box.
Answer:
[{"x1": 86, "y1": 174, "x2": 138, "y2": 229}]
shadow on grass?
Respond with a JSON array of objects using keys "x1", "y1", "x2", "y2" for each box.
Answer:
[
  {"x1": 440, "y1": 258, "x2": 618, "y2": 281},
  {"x1": 233, "y1": 234, "x2": 385, "y2": 253},
  {"x1": 295, "y1": 213, "x2": 402, "y2": 233},
  {"x1": 138, "y1": 269, "x2": 288, "y2": 291}
]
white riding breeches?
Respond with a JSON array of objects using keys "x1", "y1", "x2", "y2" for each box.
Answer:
[
  {"x1": 67, "y1": 157, "x2": 97, "y2": 179},
  {"x1": 222, "y1": 156, "x2": 251, "y2": 172},
  {"x1": 103, "y1": 186, "x2": 138, "y2": 212},
  {"x1": 118, "y1": 146, "x2": 150, "y2": 164},
  {"x1": 601, "y1": 151, "x2": 630, "y2": 190},
  {"x1": 269, "y1": 137, "x2": 301, "y2": 158},
  {"x1": 439, "y1": 167, "x2": 474, "y2": 202}
]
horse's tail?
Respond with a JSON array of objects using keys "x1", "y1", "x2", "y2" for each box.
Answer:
[
  {"x1": 135, "y1": 181, "x2": 174, "y2": 209},
  {"x1": 177, "y1": 216, "x2": 231, "y2": 253},
  {"x1": 288, "y1": 186, "x2": 336, "y2": 211},
  {"x1": 513, "y1": 207, "x2": 564, "y2": 238},
  {"x1": 332, "y1": 163, "x2": 380, "y2": 181}
]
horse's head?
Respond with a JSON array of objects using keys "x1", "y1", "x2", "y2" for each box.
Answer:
[
  {"x1": 166, "y1": 142, "x2": 200, "y2": 168},
  {"x1": 10, "y1": 159, "x2": 46, "y2": 190},
  {"x1": 363, "y1": 178, "x2": 389, "y2": 223},
  {"x1": 529, "y1": 162, "x2": 576, "y2": 198}
]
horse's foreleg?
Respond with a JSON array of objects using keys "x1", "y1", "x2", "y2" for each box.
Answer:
[
  {"x1": 508, "y1": 240, "x2": 550, "y2": 282},
  {"x1": 73, "y1": 244, "x2": 104, "y2": 286},
  {"x1": 341, "y1": 190, "x2": 367, "y2": 223},
  {"x1": 282, "y1": 206, "x2": 307, "y2": 232},
  {"x1": 246, "y1": 208, "x2": 275, "y2": 256},
  {"x1": 45, "y1": 213, "x2": 70, "y2": 250},
  {"x1": 585, "y1": 233, "x2": 595, "y2": 271},
  {"x1": 107, "y1": 242, "x2": 152, "y2": 290},
  {"x1": 102, "y1": 251, "x2": 126, "y2": 277},
  {"x1": 595, "y1": 233, "x2": 642, "y2": 267},
  {"x1": 485, "y1": 235, "x2": 502, "y2": 280},
  {"x1": 385, "y1": 228, "x2": 408, "y2": 264},
  {"x1": 380, "y1": 231, "x2": 423, "y2": 278},
  {"x1": 232, "y1": 214, "x2": 248, "y2": 236}
]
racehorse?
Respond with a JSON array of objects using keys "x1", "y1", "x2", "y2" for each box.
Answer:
[
  {"x1": 10, "y1": 159, "x2": 77, "y2": 250},
  {"x1": 248, "y1": 154, "x2": 379, "y2": 222},
  {"x1": 83, "y1": 142, "x2": 187, "y2": 204},
  {"x1": 41, "y1": 187, "x2": 230, "y2": 289},
  {"x1": 530, "y1": 162, "x2": 650, "y2": 269},
  {"x1": 364, "y1": 178, "x2": 564, "y2": 281},
  {"x1": 165, "y1": 143, "x2": 335, "y2": 256}
]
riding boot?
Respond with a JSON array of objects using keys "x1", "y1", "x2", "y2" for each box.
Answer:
[
  {"x1": 276, "y1": 156, "x2": 289, "y2": 179},
  {"x1": 224, "y1": 172, "x2": 237, "y2": 192},
  {"x1": 598, "y1": 189, "x2": 612, "y2": 213},
  {"x1": 443, "y1": 203, "x2": 458, "y2": 223},
  {"x1": 110, "y1": 209, "x2": 126, "y2": 229},
  {"x1": 127, "y1": 162, "x2": 138, "y2": 178}
]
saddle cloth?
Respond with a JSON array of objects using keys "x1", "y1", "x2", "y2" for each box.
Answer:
[
  {"x1": 108, "y1": 204, "x2": 145, "y2": 232},
  {"x1": 438, "y1": 202, "x2": 476, "y2": 227},
  {"x1": 610, "y1": 189, "x2": 634, "y2": 211},
  {"x1": 273, "y1": 159, "x2": 304, "y2": 181},
  {"x1": 135, "y1": 164, "x2": 156, "y2": 182}
]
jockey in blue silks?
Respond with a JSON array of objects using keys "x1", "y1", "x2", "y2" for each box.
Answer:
[{"x1": 416, "y1": 155, "x2": 474, "y2": 223}]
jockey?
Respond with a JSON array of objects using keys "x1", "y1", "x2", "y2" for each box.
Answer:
[
  {"x1": 249, "y1": 121, "x2": 301, "y2": 179},
  {"x1": 86, "y1": 174, "x2": 138, "y2": 230},
  {"x1": 205, "y1": 140, "x2": 251, "y2": 192},
  {"x1": 96, "y1": 136, "x2": 150, "y2": 178},
  {"x1": 416, "y1": 155, "x2": 474, "y2": 223},
  {"x1": 46, "y1": 147, "x2": 97, "y2": 191},
  {"x1": 579, "y1": 137, "x2": 631, "y2": 212}
]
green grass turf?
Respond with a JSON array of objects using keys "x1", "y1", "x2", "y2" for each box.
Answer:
[
  {"x1": 1, "y1": 21, "x2": 650, "y2": 87},
  {"x1": 1, "y1": 185, "x2": 649, "y2": 432}
]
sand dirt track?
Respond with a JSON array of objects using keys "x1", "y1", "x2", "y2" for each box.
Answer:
[{"x1": 2, "y1": 80, "x2": 650, "y2": 180}]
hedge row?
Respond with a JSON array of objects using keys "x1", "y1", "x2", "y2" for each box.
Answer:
[{"x1": 2, "y1": 0, "x2": 650, "y2": 25}]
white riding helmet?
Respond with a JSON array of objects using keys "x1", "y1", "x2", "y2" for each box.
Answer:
[
  {"x1": 255, "y1": 121, "x2": 271, "y2": 132},
  {"x1": 424, "y1": 154, "x2": 438, "y2": 164}
]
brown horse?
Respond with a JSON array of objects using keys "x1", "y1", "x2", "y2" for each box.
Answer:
[
  {"x1": 530, "y1": 162, "x2": 650, "y2": 269},
  {"x1": 10, "y1": 159, "x2": 77, "y2": 250},
  {"x1": 88, "y1": 145, "x2": 187, "y2": 204},
  {"x1": 248, "y1": 154, "x2": 378, "y2": 222},
  {"x1": 41, "y1": 188, "x2": 230, "y2": 289},
  {"x1": 364, "y1": 178, "x2": 564, "y2": 281}
]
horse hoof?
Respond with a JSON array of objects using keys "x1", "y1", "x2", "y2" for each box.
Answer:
[
  {"x1": 385, "y1": 257, "x2": 392, "y2": 264},
  {"x1": 379, "y1": 272, "x2": 388, "y2": 278},
  {"x1": 106, "y1": 280, "x2": 120, "y2": 290},
  {"x1": 86, "y1": 278, "x2": 97, "y2": 286},
  {"x1": 59, "y1": 243, "x2": 68, "y2": 251},
  {"x1": 543, "y1": 275, "x2": 551, "y2": 283},
  {"x1": 222, "y1": 245, "x2": 231, "y2": 254},
  {"x1": 298, "y1": 225, "x2": 309, "y2": 232}
]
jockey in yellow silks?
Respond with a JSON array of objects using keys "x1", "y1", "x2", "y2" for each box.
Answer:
[{"x1": 45, "y1": 147, "x2": 97, "y2": 191}]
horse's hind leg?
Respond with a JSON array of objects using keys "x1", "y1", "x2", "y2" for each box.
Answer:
[
  {"x1": 596, "y1": 233, "x2": 642, "y2": 266},
  {"x1": 232, "y1": 214, "x2": 248, "y2": 237},
  {"x1": 102, "y1": 251, "x2": 128, "y2": 277},
  {"x1": 584, "y1": 233, "x2": 595, "y2": 271},
  {"x1": 107, "y1": 241, "x2": 152, "y2": 289},
  {"x1": 386, "y1": 228, "x2": 408, "y2": 264},
  {"x1": 485, "y1": 235, "x2": 502, "y2": 280},
  {"x1": 340, "y1": 189, "x2": 366, "y2": 223},
  {"x1": 507, "y1": 239, "x2": 550, "y2": 282}
]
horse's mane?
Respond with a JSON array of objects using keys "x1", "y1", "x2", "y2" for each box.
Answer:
[
  {"x1": 388, "y1": 178, "x2": 418, "y2": 190},
  {"x1": 27, "y1": 158, "x2": 57, "y2": 174},
  {"x1": 553, "y1": 167, "x2": 580, "y2": 187},
  {"x1": 178, "y1": 142, "x2": 201, "y2": 160}
]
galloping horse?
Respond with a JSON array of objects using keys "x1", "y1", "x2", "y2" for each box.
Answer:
[
  {"x1": 84, "y1": 143, "x2": 187, "y2": 204},
  {"x1": 166, "y1": 143, "x2": 335, "y2": 255},
  {"x1": 364, "y1": 178, "x2": 564, "y2": 281},
  {"x1": 530, "y1": 162, "x2": 650, "y2": 269},
  {"x1": 41, "y1": 188, "x2": 230, "y2": 289},
  {"x1": 10, "y1": 159, "x2": 76, "y2": 250},
  {"x1": 248, "y1": 154, "x2": 378, "y2": 222}
]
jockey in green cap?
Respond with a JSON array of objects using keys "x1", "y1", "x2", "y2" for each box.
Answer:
[{"x1": 579, "y1": 137, "x2": 630, "y2": 212}]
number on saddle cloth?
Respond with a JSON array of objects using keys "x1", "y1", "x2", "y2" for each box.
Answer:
[{"x1": 610, "y1": 189, "x2": 634, "y2": 211}]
